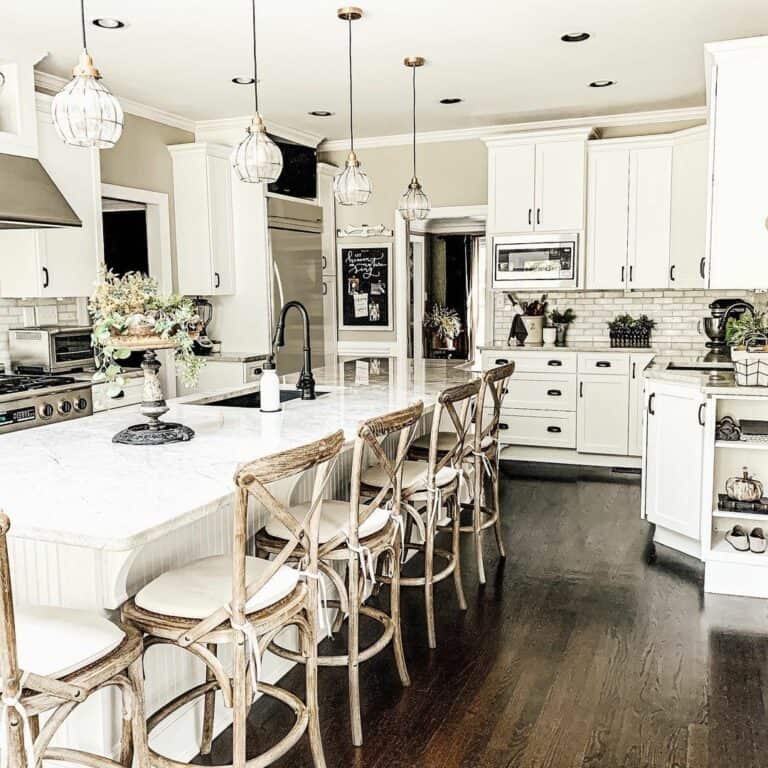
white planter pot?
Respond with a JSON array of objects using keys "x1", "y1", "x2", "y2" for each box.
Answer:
[
  {"x1": 521, "y1": 316, "x2": 544, "y2": 346},
  {"x1": 732, "y1": 346, "x2": 768, "y2": 386},
  {"x1": 542, "y1": 327, "x2": 557, "y2": 347}
]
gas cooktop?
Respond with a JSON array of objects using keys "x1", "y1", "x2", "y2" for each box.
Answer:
[{"x1": 0, "y1": 374, "x2": 78, "y2": 396}]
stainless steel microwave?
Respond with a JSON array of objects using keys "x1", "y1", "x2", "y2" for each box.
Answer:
[
  {"x1": 492, "y1": 235, "x2": 579, "y2": 289},
  {"x1": 8, "y1": 326, "x2": 94, "y2": 374}
]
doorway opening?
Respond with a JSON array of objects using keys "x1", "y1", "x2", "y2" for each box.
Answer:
[{"x1": 102, "y1": 198, "x2": 150, "y2": 276}]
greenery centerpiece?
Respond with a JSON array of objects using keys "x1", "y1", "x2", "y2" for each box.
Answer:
[
  {"x1": 607, "y1": 313, "x2": 656, "y2": 348},
  {"x1": 726, "y1": 308, "x2": 768, "y2": 386},
  {"x1": 89, "y1": 270, "x2": 204, "y2": 444},
  {"x1": 549, "y1": 307, "x2": 576, "y2": 347},
  {"x1": 424, "y1": 303, "x2": 462, "y2": 350}
]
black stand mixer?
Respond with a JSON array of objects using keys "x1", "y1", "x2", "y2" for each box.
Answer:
[{"x1": 702, "y1": 298, "x2": 754, "y2": 362}]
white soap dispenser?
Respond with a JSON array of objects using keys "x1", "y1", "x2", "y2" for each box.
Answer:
[{"x1": 259, "y1": 357, "x2": 281, "y2": 413}]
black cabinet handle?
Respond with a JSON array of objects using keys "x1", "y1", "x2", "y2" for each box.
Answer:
[
  {"x1": 670, "y1": 264, "x2": 676, "y2": 282},
  {"x1": 42, "y1": 266, "x2": 49, "y2": 288},
  {"x1": 536, "y1": 208, "x2": 541, "y2": 225},
  {"x1": 547, "y1": 426, "x2": 562, "y2": 433},
  {"x1": 699, "y1": 257, "x2": 706, "y2": 279},
  {"x1": 547, "y1": 389, "x2": 562, "y2": 397},
  {"x1": 648, "y1": 392, "x2": 656, "y2": 415},
  {"x1": 495, "y1": 358, "x2": 509, "y2": 365},
  {"x1": 579, "y1": 381, "x2": 584, "y2": 398},
  {"x1": 322, "y1": 256, "x2": 327, "y2": 270},
  {"x1": 252, "y1": 367, "x2": 263, "y2": 377},
  {"x1": 322, "y1": 282, "x2": 328, "y2": 296},
  {"x1": 528, "y1": 208, "x2": 532, "y2": 226},
  {"x1": 110, "y1": 391, "x2": 125, "y2": 400},
  {"x1": 698, "y1": 402, "x2": 706, "y2": 427},
  {"x1": 632, "y1": 362, "x2": 636, "y2": 379},
  {"x1": 214, "y1": 272, "x2": 221, "y2": 289},
  {"x1": 596, "y1": 361, "x2": 611, "y2": 368},
  {"x1": 547, "y1": 360, "x2": 562, "y2": 367},
  {"x1": 629, "y1": 265, "x2": 634, "y2": 282},
  {"x1": 498, "y1": 423, "x2": 509, "y2": 430},
  {"x1": 621, "y1": 265, "x2": 625, "y2": 283}
]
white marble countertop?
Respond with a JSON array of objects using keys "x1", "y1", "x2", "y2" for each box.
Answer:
[
  {"x1": 478, "y1": 344, "x2": 674, "y2": 354},
  {"x1": 643, "y1": 357, "x2": 768, "y2": 397},
  {"x1": 0, "y1": 358, "x2": 475, "y2": 550}
]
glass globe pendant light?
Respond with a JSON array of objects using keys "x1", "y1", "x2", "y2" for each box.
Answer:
[
  {"x1": 398, "y1": 57, "x2": 430, "y2": 221},
  {"x1": 232, "y1": 0, "x2": 283, "y2": 183},
  {"x1": 51, "y1": 0, "x2": 123, "y2": 148},
  {"x1": 334, "y1": 7, "x2": 372, "y2": 206}
]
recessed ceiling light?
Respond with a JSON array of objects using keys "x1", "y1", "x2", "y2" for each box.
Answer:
[
  {"x1": 309, "y1": 110, "x2": 334, "y2": 117},
  {"x1": 92, "y1": 18, "x2": 125, "y2": 29},
  {"x1": 440, "y1": 98, "x2": 463, "y2": 105},
  {"x1": 589, "y1": 79, "x2": 616, "y2": 88},
  {"x1": 232, "y1": 76, "x2": 255, "y2": 85},
  {"x1": 561, "y1": 32, "x2": 590, "y2": 42}
]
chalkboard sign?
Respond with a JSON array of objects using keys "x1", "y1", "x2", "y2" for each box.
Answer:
[{"x1": 337, "y1": 243, "x2": 393, "y2": 330}]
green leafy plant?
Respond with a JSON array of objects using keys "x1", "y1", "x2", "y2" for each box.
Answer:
[
  {"x1": 506, "y1": 293, "x2": 548, "y2": 316},
  {"x1": 726, "y1": 309, "x2": 768, "y2": 348},
  {"x1": 89, "y1": 270, "x2": 204, "y2": 395},
  {"x1": 549, "y1": 308, "x2": 576, "y2": 325},
  {"x1": 607, "y1": 313, "x2": 656, "y2": 333},
  {"x1": 423, "y1": 303, "x2": 462, "y2": 340}
]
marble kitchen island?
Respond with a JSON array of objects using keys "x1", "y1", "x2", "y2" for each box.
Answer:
[{"x1": 0, "y1": 356, "x2": 476, "y2": 763}]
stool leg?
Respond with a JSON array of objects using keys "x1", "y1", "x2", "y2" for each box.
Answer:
[
  {"x1": 492, "y1": 457, "x2": 506, "y2": 559},
  {"x1": 127, "y1": 656, "x2": 150, "y2": 768},
  {"x1": 231, "y1": 637, "x2": 248, "y2": 768},
  {"x1": 474, "y1": 454, "x2": 487, "y2": 585},
  {"x1": 119, "y1": 702, "x2": 133, "y2": 768},
  {"x1": 347, "y1": 554, "x2": 363, "y2": 746},
  {"x1": 390, "y1": 542, "x2": 410, "y2": 687},
  {"x1": 200, "y1": 643, "x2": 217, "y2": 755},
  {"x1": 425, "y1": 498, "x2": 437, "y2": 649},
  {"x1": 305, "y1": 611, "x2": 327, "y2": 768},
  {"x1": 450, "y1": 494, "x2": 467, "y2": 611}
]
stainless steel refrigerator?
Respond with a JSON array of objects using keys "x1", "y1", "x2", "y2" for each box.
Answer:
[{"x1": 268, "y1": 197, "x2": 325, "y2": 376}]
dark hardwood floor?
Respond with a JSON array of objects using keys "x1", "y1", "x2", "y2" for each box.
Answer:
[{"x1": 199, "y1": 462, "x2": 768, "y2": 768}]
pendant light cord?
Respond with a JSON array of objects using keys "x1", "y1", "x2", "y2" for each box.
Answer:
[
  {"x1": 347, "y1": 19, "x2": 354, "y2": 154},
  {"x1": 80, "y1": 0, "x2": 88, "y2": 51},
  {"x1": 411, "y1": 65, "x2": 417, "y2": 178},
  {"x1": 251, "y1": 0, "x2": 259, "y2": 114}
]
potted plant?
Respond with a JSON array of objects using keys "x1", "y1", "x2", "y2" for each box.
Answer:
[
  {"x1": 608, "y1": 313, "x2": 656, "y2": 348},
  {"x1": 424, "y1": 303, "x2": 462, "y2": 350},
  {"x1": 549, "y1": 307, "x2": 576, "y2": 347},
  {"x1": 726, "y1": 308, "x2": 768, "y2": 386},
  {"x1": 89, "y1": 270, "x2": 204, "y2": 445},
  {"x1": 506, "y1": 293, "x2": 548, "y2": 346}
]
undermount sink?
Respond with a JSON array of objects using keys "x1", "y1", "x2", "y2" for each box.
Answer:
[{"x1": 201, "y1": 389, "x2": 328, "y2": 408}]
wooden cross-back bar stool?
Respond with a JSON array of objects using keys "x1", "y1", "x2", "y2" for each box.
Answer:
[
  {"x1": 256, "y1": 401, "x2": 424, "y2": 747},
  {"x1": 0, "y1": 511, "x2": 149, "y2": 768},
  {"x1": 122, "y1": 430, "x2": 345, "y2": 768},
  {"x1": 367, "y1": 380, "x2": 481, "y2": 649}
]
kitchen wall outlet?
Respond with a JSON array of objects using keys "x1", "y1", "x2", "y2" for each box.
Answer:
[{"x1": 35, "y1": 304, "x2": 58, "y2": 326}]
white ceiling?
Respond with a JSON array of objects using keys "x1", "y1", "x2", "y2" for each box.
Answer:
[{"x1": 5, "y1": 0, "x2": 768, "y2": 141}]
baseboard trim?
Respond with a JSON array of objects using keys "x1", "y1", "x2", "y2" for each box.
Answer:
[{"x1": 500, "y1": 445, "x2": 642, "y2": 469}]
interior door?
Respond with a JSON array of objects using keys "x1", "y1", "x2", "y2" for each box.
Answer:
[
  {"x1": 534, "y1": 140, "x2": 585, "y2": 232},
  {"x1": 586, "y1": 149, "x2": 630, "y2": 289},
  {"x1": 270, "y1": 227, "x2": 325, "y2": 376},
  {"x1": 491, "y1": 144, "x2": 535, "y2": 233},
  {"x1": 627, "y1": 146, "x2": 673, "y2": 289}
]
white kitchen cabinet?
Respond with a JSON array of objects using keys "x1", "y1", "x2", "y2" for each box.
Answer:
[
  {"x1": 669, "y1": 127, "x2": 708, "y2": 288},
  {"x1": 705, "y1": 39, "x2": 768, "y2": 289},
  {"x1": 577, "y1": 374, "x2": 630, "y2": 455},
  {"x1": 318, "y1": 162, "x2": 336, "y2": 277},
  {"x1": 643, "y1": 380, "x2": 706, "y2": 540},
  {"x1": 587, "y1": 140, "x2": 672, "y2": 290},
  {"x1": 169, "y1": 143, "x2": 235, "y2": 296},
  {"x1": 176, "y1": 357, "x2": 267, "y2": 396},
  {"x1": 322, "y1": 277, "x2": 337, "y2": 356},
  {"x1": 0, "y1": 100, "x2": 102, "y2": 298},
  {"x1": 486, "y1": 129, "x2": 591, "y2": 235},
  {"x1": 628, "y1": 353, "x2": 654, "y2": 456}
]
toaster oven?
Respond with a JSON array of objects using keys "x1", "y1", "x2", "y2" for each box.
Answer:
[{"x1": 8, "y1": 326, "x2": 94, "y2": 374}]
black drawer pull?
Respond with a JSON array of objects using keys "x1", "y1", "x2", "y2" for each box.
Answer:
[
  {"x1": 547, "y1": 426, "x2": 562, "y2": 433},
  {"x1": 495, "y1": 358, "x2": 509, "y2": 365},
  {"x1": 252, "y1": 367, "x2": 263, "y2": 377},
  {"x1": 547, "y1": 389, "x2": 562, "y2": 397},
  {"x1": 498, "y1": 423, "x2": 509, "y2": 430},
  {"x1": 596, "y1": 361, "x2": 611, "y2": 368},
  {"x1": 548, "y1": 360, "x2": 563, "y2": 367},
  {"x1": 648, "y1": 392, "x2": 656, "y2": 415}
]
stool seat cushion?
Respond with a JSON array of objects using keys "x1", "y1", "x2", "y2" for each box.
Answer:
[
  {"x1": 361, "y1": 460, "x2": 458, "y2": 491},
  {"x1": 265, "y1": 500, "x2": 390, "y2": 543},
  {"x1": 15, "y1": 606, "x2": 125, "y2": 679},
  {"x1": 135, "y1": 555, "x2": 300, "y2": 620},
  {"x1": 411, "y1": 431, "x2": 494, "y2": 453}
]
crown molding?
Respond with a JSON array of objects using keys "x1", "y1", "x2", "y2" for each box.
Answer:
[
  {"x1": 318, "y1": 106, "x2": 707, "y2": 152},
  {"x1": 35, "y1": 70, "x2": 197, "y2": 133},
  {"x1": 194, "y1": 115, "x2": 324, "y2": 149}
]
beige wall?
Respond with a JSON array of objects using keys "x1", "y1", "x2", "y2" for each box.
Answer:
[
  {"x1": 99, "y1": 114, "x2": 194, "y2": 289},
  {"x1": 320, "y1": 139, "x2": 488, "y2": 344}
]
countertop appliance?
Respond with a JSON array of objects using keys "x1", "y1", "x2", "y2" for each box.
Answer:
[
  {"x1": 268, "y1": 198, "x2": 325, "y2": 375},
  {"x1": 9, "y1": 326, "x2": 94, "y2": 374},
  {"x1": 701, "y1": 298, "x2": 754, "y2": 362},
  {"x1": 492, "y1": 234, "x2": 579, "y2": 289},
  {"x1": 0, "y1": 374, "x2": 93, "y2": 435},
  {"x1": 191, "y1": 296, "x2": 215, "y2": 356}
]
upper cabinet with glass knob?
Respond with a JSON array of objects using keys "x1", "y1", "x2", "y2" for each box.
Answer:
[{"x1": 485, "y1": 128, "x2": 593, "y2": 236}]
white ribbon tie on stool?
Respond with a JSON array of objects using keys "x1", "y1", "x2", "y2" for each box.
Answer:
[{"x1": 0, "y1": 671, "x2": 34, "y2": 768}]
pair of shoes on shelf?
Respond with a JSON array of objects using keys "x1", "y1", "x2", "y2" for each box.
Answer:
[{"x1": 725, "y1": 525, "x2": 767, "y2": 554}]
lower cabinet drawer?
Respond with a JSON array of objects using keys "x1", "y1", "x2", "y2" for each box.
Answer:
[
  {"x1": 92, "y1": 379, "x2": 144, "y2": 412},
  {"x1": 497, "y1": 409, "x2": 577, "y2": 449},
  {"x1": 503, "y1": 375, "x2": 577, "y2": 412}
]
